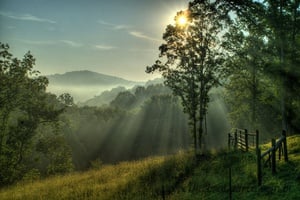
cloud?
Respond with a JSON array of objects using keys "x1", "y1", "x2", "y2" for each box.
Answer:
[
  {"x1": 95, "y1": 45, "x2": 117, "y2": 50},
  {"x1": 97, "y1": 19, "x2": 161, "y2": 43},
  {"x1": 98, "y1": 19, "x2": 130, "y2": 30},
  {"x1": 61, "y1": 40, "x2": 82, "y2": 47},
  {"x1": 129, "y1": 31, "x2": 162, "y2": 42},
  {"x1": 18, "y1": 39, "x2": 83, "y2": 48},
  {"x1": 129, "y1": 48, "x2": 157, "y2": 53},
  {"x1": 18, "y1": 39, "x2": 56, "y2": 45},
  {"x1": 0, "y1": 11, "x2": 56, "y2": 24}
]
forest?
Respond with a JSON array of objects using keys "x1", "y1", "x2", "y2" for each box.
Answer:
[{"x1": 1, "y1": 0, "x2": 300, "y2": 191}]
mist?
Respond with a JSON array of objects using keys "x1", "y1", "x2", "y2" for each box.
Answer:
[
  {"x1": 56, "y1": 84, "x2": 231, "y2": 169},
  {"x1": 47, "y1": 84, "x2": 136, "y2": 102},
  {"x1": 206, "y1": 89, "x2": 230, "y2": 149}
]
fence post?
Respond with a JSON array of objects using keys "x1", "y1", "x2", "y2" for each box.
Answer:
[
  {"x1": 282, "y1": 130, "x2": 288, "y2": 162},
  {"x1": 278, "y1": 144, "x2": 282, "y2": 160},
  {"x1": 161, "y1": 184, "x2": 165, "y2": 200},
  {"x1": 271, "y1": 138, "x2": 276, "y2": 174},
  {"x1": 257, "y1": 148, "x2": 262, "y2": 186},
  {"x1": 234, "y1": 130, "x2": 237, "y2": 150},
  {"x1": 245, "y1": 129, "x2": 248, "y2": 152},
  {"x1": 229, "y1": 167, "x2": 232, "y2": 200},
  {"x1": 228, "y1": 133, "x2": 231, "y2": 150},
  {"x1": 256, "y1": 130, "x2": 259, "y2": 151}
]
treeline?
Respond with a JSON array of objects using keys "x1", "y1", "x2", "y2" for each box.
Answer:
[
  {"x1": 0, "y1": 43, "x2": 192, "y2": 185},
  {"x1": 222, "y1": 0, "x2": 300, "y2": 138},
  {"x1": 145, "y1": 0, "x2": 300, "y2": 152},
  {"x1": 0, "y1": 44, "x2": 73, "y2": 186},
  {"x1": 0, "y1": 42, "x2": 229, "y2": 186},
  {"x1": 63, "y1": 84, "x2": 191, "y2": 170}
]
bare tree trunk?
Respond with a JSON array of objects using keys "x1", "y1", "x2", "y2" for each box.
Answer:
[
  {"x1": 198, "y1": 82, "x2": 204, "y2": 153},
  {"x1": 251, "y1": 63, "x2": 257, "y2": 131},
  {"x1": 280, "y1": 0, "x2": 287, "y2": 131},
  {"x1": 193, "y1": 114, "x2": 198, "y2": 154}
]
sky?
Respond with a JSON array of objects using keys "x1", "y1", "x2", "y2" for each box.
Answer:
[{"x1": 0, "y1": 0, "x2": 189, "y2": 81}]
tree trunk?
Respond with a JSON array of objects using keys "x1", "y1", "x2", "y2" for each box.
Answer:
[
  {"x1": 279, "y1": 0, "x2": 287, "y2": 132},
  {"x1": 198, "y1": 82, "x2": 204, "y2": 153},
  {"x1": 193, "y1": 113, "x2": 198, "y2": 154}
]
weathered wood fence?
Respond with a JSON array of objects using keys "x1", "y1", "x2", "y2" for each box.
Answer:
[
  {"x1": 228, "y1": 129, "x2": 289, "y2": 186},
  {"x1": 228, "y1": 128, "x2": 259, "y2": 152},
  {"x1": 257, "y1": 130, "x2": 288, "y2": 186}
]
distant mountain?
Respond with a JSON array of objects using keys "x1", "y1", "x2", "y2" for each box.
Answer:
[
  {"x1": 47, "y1": 70, "x2": 142, "y2": 86},
  {"x1": 145, "y1": 77, "x2": 164, "y2": 86},
  {"x1": 79, "y1": 86, "x2": 127, "y2": 107},
  {"x1": 46, "y1": 70, "x2": 144, "y2": 102}
]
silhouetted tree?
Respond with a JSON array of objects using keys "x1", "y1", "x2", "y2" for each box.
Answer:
[{"x1": 146, "y1": 0, "x2": 231, "y2": 153}]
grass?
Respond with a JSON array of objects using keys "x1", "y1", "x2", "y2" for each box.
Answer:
[
  {"x1": 0, "y1": 136, "x2": 299, "y2": 200},
  {"x1": 0, "y1": 151, "x2": 196, "y2": 200},
  {"x1": 168, "y1": 135, "x2": 300, "y2": 200}
]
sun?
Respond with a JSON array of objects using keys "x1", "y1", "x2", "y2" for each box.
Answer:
[
  {"x1": 178, "y1": 15, "x2": 187, "y2": 26},
  {"x1": 175, "y1": 11, "x2": 189, "y2": 27}
]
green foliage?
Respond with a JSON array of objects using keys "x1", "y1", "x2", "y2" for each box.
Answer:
[
  {"x1": 36, "y1": 133, "x2": 73, "y2": 175},
  {"x1": 0, "y1": 43, "x2": 73, "y2": 186},
  {"x1": 223, "y1": 0, "x2": 300, "y2": 134},
  {"x1": 89, "y1": 158, "x2": 103, "y2": 170},
  {"x1": 61, "y1": 84, "x2": 191, "y2": 169},
  {"x1": 58, "y1": 93, "x2": 74, "y2": 107},
  {"x1": 22, "y1": 168, "x2": 41, "y2": 183},
  {"x1": 146, "y1": 0, "x2": 234, "y2": 153},
  {"x1": 110, "y1": 91, "x2": 137, "y2": 109}
]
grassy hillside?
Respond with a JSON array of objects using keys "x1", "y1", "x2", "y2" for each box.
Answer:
[
  {"x1": 169, "y1": 135, "x2": 300, "y2": 200},
  {"x1": 1, "y1": 136, "x2": 299, "y2": 200}
]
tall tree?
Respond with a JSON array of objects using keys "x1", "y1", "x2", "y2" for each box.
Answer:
[
  {"x1": 146, "y1": 0, "x2": 230, "y2": 153},
  {"x1": 223, "y1": 0, "x2": 300, "y2": 134},
  {"x1": 0, "y1": 43, "x2": 66, "y2": 185},
  {"x1": 257, "y1": 0, "x2": 300, "y2": 133}
]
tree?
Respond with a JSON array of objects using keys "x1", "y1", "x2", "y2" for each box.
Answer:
[
  {"x1": 36, "y1": 132, "x2": 73, "y2": 175},
  {"x1": 146, "y1": 0, "x2": 231, "y2": 153},
  {"x1": 110, "y1": 91, "x2": 137, "y2": 110},
  {"x1": 0, "y1": 43, "x2": 65, "y2": 185},
  {"x1": 58, "y1": 93, "x2": 74, "y2": 107},
  {"x1": 223, "y1": 0, "x2": 300, "y2": 134},
  {"x1": 223, "y1": 31, "x2": 281, "y2": 134},
  {"x1": 263, "y1": 0, "x2": 300, "y2": 133}
]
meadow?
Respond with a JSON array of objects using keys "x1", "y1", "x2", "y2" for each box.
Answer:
[{"x1": 1, "y1": 136, "x2": 299, "y2": 200}]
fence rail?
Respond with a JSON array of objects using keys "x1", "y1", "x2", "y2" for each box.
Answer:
[
  {"x1": 227, "y1": 128, "x2": 289, "y2": 186},
  {"x1": 228, "y1": 129, "x2": 259, "y2": 152},
  {"x1": 257, "y1": 130, "x2": 288, "y2": 186}
]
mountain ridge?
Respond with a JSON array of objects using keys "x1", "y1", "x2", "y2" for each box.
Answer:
[{"x1": 46, "y1": 70, "x2": 144, "y2": 86}]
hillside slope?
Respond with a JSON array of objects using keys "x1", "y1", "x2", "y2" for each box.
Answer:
[
  {"x1": 47, "y1": 70, "x2": 141, "y2": 86},
  {"x1": 1, "y1": 136, "x2": 299, "y2": 200},
  {"x1": 46, "y1": 70, "x2": 143, "y2": 102}
]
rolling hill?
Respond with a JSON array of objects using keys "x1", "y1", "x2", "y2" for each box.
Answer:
[
  {"x1": 1, "y1": 135, "x2": 299, "y2": 200},
  {"x1": 47, "y1": 70, "x2": 141, "y2": 86},
  {"x1": 46, "y1": 70, "x2": 144, "y2": 102}
]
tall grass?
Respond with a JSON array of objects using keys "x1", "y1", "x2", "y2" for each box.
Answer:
[
  {"x1": 0, "y1": 151, "x2": 196, "y2": 200},
  {"x1": 1, "y1": 136, "x2": 299, "y2": 200},
  {"x1": 168, "y1": 135, "x2": 300, "y2": 200}
]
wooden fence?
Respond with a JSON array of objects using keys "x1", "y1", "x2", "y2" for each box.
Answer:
[
  {"x1": 256, "y1": 130, "x2": 288, "y2": 186},
  {"x1": 228, "y1": 129, "x2": 289, "y2": 186},
  {"x1": 228, "y1": 128, "x2": 259, "y2": 152}
]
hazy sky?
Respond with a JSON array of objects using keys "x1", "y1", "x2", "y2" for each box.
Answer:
[{"x1": 0, "y1": 0, "x2": 189, "y2": 81}]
